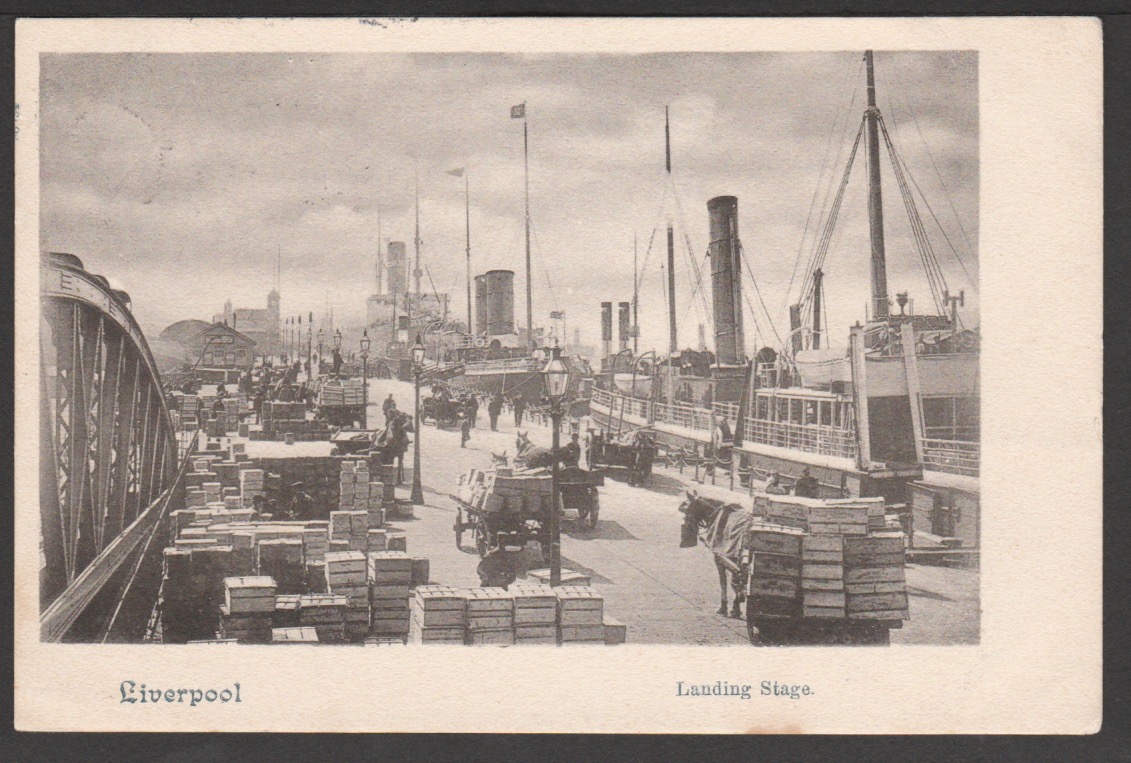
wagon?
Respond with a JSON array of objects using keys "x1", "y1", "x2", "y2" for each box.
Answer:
[
  {"x1": 557, "y1": 466, "x2": 604, "y2": 529},
  {"x1": 451, "y1": 493, "x2": 553, "y2": 560},
  {"x1": 328, "y1": 428, "x2": 379, "y2": 456},
  {"x1": 742, "y1": 546, "x2": 903, "y2": 646},
  {"x1": 587, "y1": 429, "x2": 654, "y2": 485}
]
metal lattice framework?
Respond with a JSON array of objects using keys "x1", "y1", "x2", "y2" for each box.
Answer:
[{"x1": 39, "y1": 252, "x2": 181, "y2": 637}]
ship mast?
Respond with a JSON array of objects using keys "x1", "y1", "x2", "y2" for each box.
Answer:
[
  {"x1": 665, "y1": 106, "x2": 678, "y2": 354},
  {"x1": 864, "y1": 50, "x2": 890, "y2": 320},
  {"x1": 413, "y1": 170, "x2": 422, "y2": 319},
  {"x1": 523, "y1": 105, "x2": 533, "y2": 350}
]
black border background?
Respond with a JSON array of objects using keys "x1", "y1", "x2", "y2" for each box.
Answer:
[{"x1": 2, "y1": 7, "x2": 1126, "y2": 759}]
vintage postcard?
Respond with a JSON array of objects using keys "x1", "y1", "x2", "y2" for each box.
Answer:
[{"x1": 14, "y1": 17, "x2": 1101, "y2": 733}]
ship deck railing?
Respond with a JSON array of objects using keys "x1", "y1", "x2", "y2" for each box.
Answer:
[
  {"x1": 920, "y1": 438, "x2": 980, "y2": 477},
  {"x1": 741, "y1": 417, "x2": 858, "y2": 460},
  {"x1": 591, "y1": 388, "x2": 740, "y2": 433},
  {"x1": 463, "y1": 357, "x2": 544, "y2": 374}
]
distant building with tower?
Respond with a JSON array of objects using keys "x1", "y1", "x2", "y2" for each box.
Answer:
[{"x1": 213, "y1": 289, "x2": 281, "y2": 355}]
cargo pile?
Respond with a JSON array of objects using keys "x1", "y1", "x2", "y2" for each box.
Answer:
[
  {"x1": 253, "y1": 401, "x2": 330, "y2": 441},
  {"x1": 455, "y1": 467, "x2": 555, "y2": 515},
  {"x1": 160, "y1": 452, "x2": 430, "y2": 644},
  {"x1": 406, "y1": 584, "x2": 626, "y2": 646},
  {"x1": 181, "y1": 394, "x2": 200, "y2": 431},
  {"x1": 747, "y1": 494, "x2": 909, "y2": 623},
  {"x1": 219, "y1": 577, "x2": 276, "y2": 643},
  {"x1": 318, "y1": 378, "x2": 365, "y2": 407},
  {"x1": 339, "y1": 459, "x2": 386, "y2": 526}
]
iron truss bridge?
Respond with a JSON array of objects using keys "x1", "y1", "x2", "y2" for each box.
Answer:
[{"x1": 39, "y1": 252, "x2": 196, "y2": 642}]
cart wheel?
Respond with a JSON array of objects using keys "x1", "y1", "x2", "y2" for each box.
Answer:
[
  {"x1": 474, "y1": 522, "x2": 490, "y2": 558},
  {"x1": 587, "y1": 494, "x2": 600, "y2": 529}
]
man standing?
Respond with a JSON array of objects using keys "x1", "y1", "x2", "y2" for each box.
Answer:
[
  {"x1": 488, "y1": 393, "x2": 503, "y2": 431},
  {"x1": 793, "y1": 468, "x2": 820, "y2": 498},
  {"x1": 560, "y1": 432, "x2": 581, "y2": 468},
  {"x1": 467, "y1": 394, "x2": 479, "y2": 428},
  {"x1": 513, "y1": 396, "x2": 526, "y2": 427}
]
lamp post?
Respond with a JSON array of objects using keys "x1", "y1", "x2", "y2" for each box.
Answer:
[
  {"x1": 317, "y1": 328, "x2": 324, "y2": 377},
  {"x1": 307, "y1": 316, "x2": 313, "y2": 379},
  {"x1": 410, "y1": 334, "x2": 426, "y2": 505},
  {"x1": 360, "y1": 330, "x2": 371, "y2": 429},
  {"x1": 541, "y1": 343, "x2": 571, "y2": 586}
]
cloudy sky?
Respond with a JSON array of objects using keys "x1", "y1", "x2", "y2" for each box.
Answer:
[{"x1": 40, "y1": 50, "x2": 977, "y2": 353}]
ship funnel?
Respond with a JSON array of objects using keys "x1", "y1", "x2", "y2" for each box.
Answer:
[
  {"x1": 387, "y1": 241, "x2": 407, "y2": 295},
  {"x1": 708, "y1": 195, "x2": 745, "y2": 366},
  {"x1": 600, "y1": 302, "x2": 613, "y2": 362},
  {"x1": 481, "y1": 270, "x2": 515, "y2": 336}
]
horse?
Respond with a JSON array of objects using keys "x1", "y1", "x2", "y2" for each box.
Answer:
[
  {"x1": 490, "y1": 450, "x2": 509, "y2": 468},
  {"x1": 678, "y1": 489, "x2": 751, "y2": 619},
  {"x1": 515, "y1": 431, "x2": 557, "y2": 470}
]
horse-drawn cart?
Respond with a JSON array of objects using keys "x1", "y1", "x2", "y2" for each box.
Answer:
[
  {"x1": 587, "y1": 428, "x2": 655, "y2": 485},
  {"x1": 680, "y1": 490, "x2": 908, "y2": 647},
  {"x1": 451, "y1": 469, "x2": 555, "y2": 559}
]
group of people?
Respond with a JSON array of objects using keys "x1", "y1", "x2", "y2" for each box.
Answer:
[{"x1": 763, "y1": 467, "x2": 821, "y2": 498}]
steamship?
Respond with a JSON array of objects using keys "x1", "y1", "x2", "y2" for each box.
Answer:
[{"x1": 589, "y1": 51, "x2": 980, "y2": 546}]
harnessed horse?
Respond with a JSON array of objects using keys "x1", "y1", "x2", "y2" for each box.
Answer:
[
  {"x1": 515, "y1": 431, "x2": 557, "y2": 470},
  {"x1": 678, "y1": 490, "x2": 751, "y2": 619}
]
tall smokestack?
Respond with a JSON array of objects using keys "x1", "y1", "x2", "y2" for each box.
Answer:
[
  {"x1": 387, "y1": 241, "x2": 407, "y2": 295},
  {"x1": 708, "y1": 196, "x2": 745, "y2": 366},
  {"x1": 601, "y1": 302, "x2": 613, "y2": 362},
  {"x1": 618, "y1": 302, "x2": 631, "y2": 351},
  {"x1": 484, "y1": 270, "x2": 515, "y2": 336}
]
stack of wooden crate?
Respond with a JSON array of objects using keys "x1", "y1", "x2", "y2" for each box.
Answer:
[
  {"x1": 510, "y1": 584, "x2": 558, "y2": 644},
  {"x1": 329, "y1": 510, "x2": 368, "y2": 553},
  {"x1": 746, "y1": 523, "x2": 804, "y2": 620},
  {"x1": 556, "y1": 586, "x2": 605, "y2": 645},
  {"x1": 324, "y1": 551, "x2": 370, "y2": 640},
  {"x1": 465, "y1": 588, "x2": 515, "y2": 645},
  {"x1": 257, "y1": 538, "x2": 304, "y2": 594},
  {"x1": 844, "y1": 532, "x2": 909, "y2": 620},
  {"x1": 297, "y1": 593, "x2": 348, "y2": 643},
  {"x1": 219, "y1": 577, "x2": 277, "y2": 643},
  {"x1": 272, "y1": 626, "x2": 319, "y2": 644},
  {"x1": 239, "y1": 468, "x2": 265, "y2": 508},
  {"x1": 747, "y1": 494, "x2": 910, "y2": 625},
  {"x1": 409, "y1": 586, "x2": 467, "y2": 644},
  {"x1": 368, "y1": 551, "x2": 413, "y2": 639}
]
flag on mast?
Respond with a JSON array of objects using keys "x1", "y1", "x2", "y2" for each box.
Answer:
[
  {"x1": 445, "y1": 168, "x2": 464, "y2": 177},
  {"x1": 510, "y1": 103, "x2": 526, "y2": 119}
]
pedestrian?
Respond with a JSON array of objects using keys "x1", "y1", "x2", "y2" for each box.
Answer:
[
  {"x1": 460, "y1": 414, "x2": 471, "y2": 448},
  {"x1": 764, "y1": 471, "x2": 789, "y2": 495},
  {"x1": 467, "y1": 394, "x2": 479, "y2": 428},
  {"x1": 513, "y1": 396, "x2": 526, "y2": 427},
  {"x1": 794, "y1": 467, "x2": 820, "y2": 498},
  {"x1": 488, "y1": 393, "x2": 503, "y2": 431},
  {"x1": 561, "y1": 432, "x2": 581, "y2": 468}
]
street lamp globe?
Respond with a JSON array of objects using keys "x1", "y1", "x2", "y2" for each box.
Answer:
[
  {"x1": 318, "y1": 328, "x2": 324, "y2": 346},
  {"x1": 542, "y1": 345, "x2": 570, "y2": 400},
  {"x1": 333, "y1": 328, "x2": 342, "y2": 351},
  {"x1": 411, "y1": 334, "x2": 426, "y2": 370},
  {"x1": 360, "y1": 329, "x2": 370, "y2": 357}
]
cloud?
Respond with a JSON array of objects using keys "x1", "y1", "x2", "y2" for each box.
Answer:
[{"x1": 40, "y1": 51, "x2": 978, "y2": 347}]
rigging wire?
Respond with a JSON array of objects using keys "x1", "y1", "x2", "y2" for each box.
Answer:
[
  {"x1": 884, "y1": 66, "x2": 979, "y2": 267},
  {"x1": 797, "y1": 118, "x2": 867, "y2": 312},
  {"x1": 878, "y1": 115, "x2": 950, "y2": 314},
  {"x1": 780, "y1": 55, "x2": 866, "y2": 322}
]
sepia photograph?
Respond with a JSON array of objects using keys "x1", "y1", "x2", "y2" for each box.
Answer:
[
  {"x1": 15, "y1": 17, "x2": 1100, "y2": 734},
  {"x1": 37, "y1": 47, "x2": 979, "y2": 647}
]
